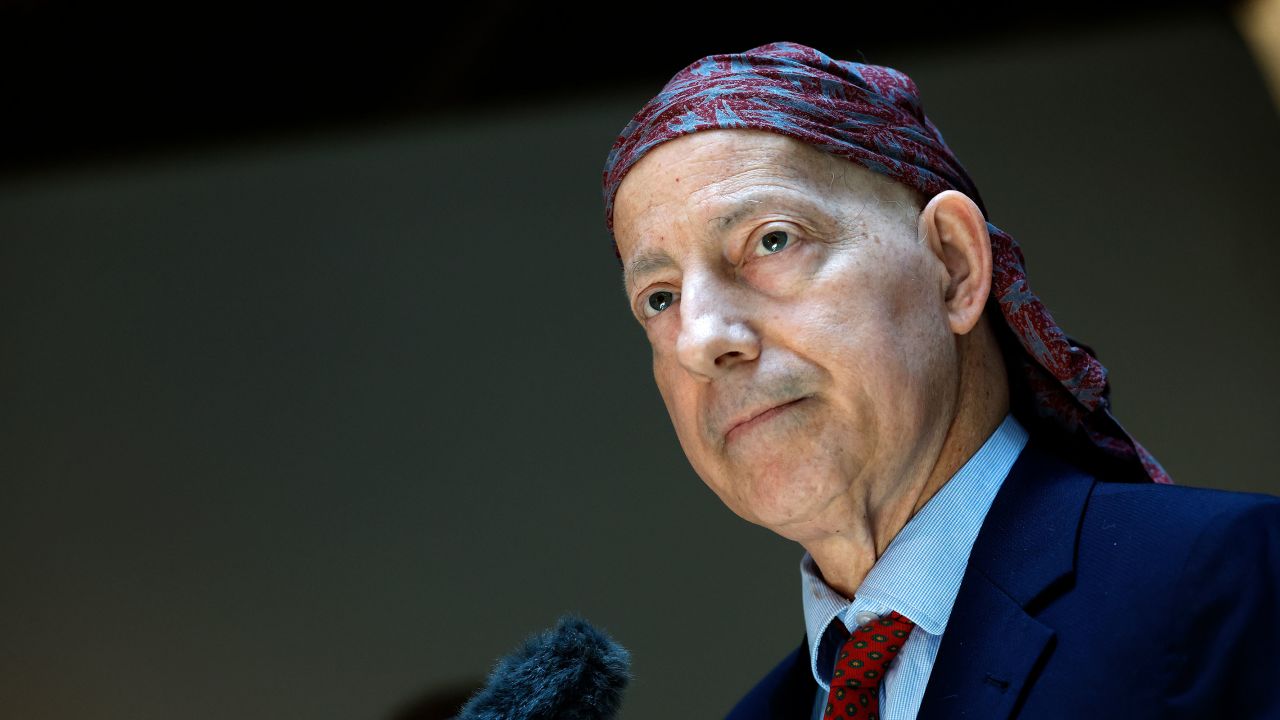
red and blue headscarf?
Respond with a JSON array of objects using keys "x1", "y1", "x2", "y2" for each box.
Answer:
[{"x1": 601, "y1": 41, "x2": 1171, "y2": 485}]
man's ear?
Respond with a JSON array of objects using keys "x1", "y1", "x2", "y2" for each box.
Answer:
[{"x1": 917, "y1": 190, "x2": 993, "y2": 336}]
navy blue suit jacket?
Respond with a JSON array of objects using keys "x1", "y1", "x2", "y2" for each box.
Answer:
[{"x1": 726, "y1": 432, "x2": 1280, "y2": 719}]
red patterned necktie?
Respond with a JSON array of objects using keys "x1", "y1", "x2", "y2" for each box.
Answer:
[{"x1": 823, "y1": 609, "x2": 915, "y2": 719}]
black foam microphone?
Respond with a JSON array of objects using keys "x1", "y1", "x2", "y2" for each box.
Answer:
[{"x1": 454, "y1": 614, "x2": 632, "y2": 720}]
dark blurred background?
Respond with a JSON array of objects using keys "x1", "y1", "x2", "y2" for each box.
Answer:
[{"x1": 2, "y1": 2, "x2": 1278, "y2": 718}]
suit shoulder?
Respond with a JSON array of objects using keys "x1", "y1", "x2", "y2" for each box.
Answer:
[
  {"x1": 1062, "y1": 478, "x2": 1280, "y2": 606},
  {"x1": 1050, "y1": 477, "x2": 1280, "y2": 715},
  {"x1": 1149, "y1": 487, "x2": 1280, "y2": 716},
  {"x1": 1084, "y1": 478, "x2": 1280, "y2": 541}
]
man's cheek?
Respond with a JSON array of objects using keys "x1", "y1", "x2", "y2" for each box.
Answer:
[
  {"x1": 650, "y1": 369, "x2": 694, "y2": 439},
  {"x1": 651, "y1": 350, "x2": 678, "y2": 404}
]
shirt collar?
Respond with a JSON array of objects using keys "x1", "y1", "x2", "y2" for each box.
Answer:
[{"x1": 799, "y1": 412, "x2": 1029, "y2": 688}]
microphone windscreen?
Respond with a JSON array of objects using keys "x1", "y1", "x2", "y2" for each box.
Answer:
[{"x1": 455, "y1": 614, "x2": 632, "y2": 720}]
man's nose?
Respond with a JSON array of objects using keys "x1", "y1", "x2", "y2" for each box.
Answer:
[{"x1": 674, "y1": 273, "x2": 761, "y2": 381}]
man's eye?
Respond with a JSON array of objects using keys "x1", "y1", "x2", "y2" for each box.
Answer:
[
  {"x1": 642, "y1": 289, "x2": 678, "y2": 318},
  {"x1": 754, "y1": 229, "x2": 791, "y2": 256}
]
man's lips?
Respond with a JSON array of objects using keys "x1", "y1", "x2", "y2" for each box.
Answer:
[{"x1": 724, "y1": 396, "x2": 810, "y2": 445}]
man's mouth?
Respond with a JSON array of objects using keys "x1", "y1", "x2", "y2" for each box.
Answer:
[{"x1": 724, "y1": 396, "x2": 810, "y2": 445}]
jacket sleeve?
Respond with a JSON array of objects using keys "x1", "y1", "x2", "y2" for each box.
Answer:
[{"x1": 1163, "y1": 494, "x2": 1280, "y2": 719}]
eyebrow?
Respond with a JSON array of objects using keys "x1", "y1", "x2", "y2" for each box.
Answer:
[
  {"x1": 711, "y1": 198, "x2": 766, "y2": 233},
  {"x1": 623, "y1": 250, "x2": 677, "y2": 295},
  {"x1": 622, "y1": 194, "x2": 807, "y2": 293}
]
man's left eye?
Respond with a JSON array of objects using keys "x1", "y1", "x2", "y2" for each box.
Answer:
[{"x1": 754, "y1": 229, "x2": 791, "y2": 256}]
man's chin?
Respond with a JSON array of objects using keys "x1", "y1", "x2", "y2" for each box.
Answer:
[{"x1": 731, "y1": 470, "x2": 838, "y2": 531}]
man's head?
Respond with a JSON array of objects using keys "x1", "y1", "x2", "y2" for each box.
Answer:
[
  {"x1": 602, "y1": 41, "x2": 1170, "y2": 512},
  {"x1": 613, "y1": 128, "x2": 1009, "y2": 540}
]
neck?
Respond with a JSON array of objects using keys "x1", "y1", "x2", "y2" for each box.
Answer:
[{"x1": 803, "y1": 319, "x2": 1010, "y2": 599}]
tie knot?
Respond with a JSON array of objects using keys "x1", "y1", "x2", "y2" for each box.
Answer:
[{"x1": 830, "y1": 609, "x2": 916, "y2": 691}]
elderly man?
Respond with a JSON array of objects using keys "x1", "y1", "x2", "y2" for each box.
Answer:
[{"x1": 600, "y1": 42, "x2": 1280, "y2": 719}]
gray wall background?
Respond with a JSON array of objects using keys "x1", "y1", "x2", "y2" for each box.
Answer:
[{"x1": 3, "y1": 11, "x2": 1277, "y2": 719}]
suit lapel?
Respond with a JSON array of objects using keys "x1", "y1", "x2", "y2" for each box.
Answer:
[
  {"x1": 916, "y1": 433, "x2": 1096, "y2": 720},
  {"x1": 724, "y1": 633, "x2": 813, "y2": 720}
]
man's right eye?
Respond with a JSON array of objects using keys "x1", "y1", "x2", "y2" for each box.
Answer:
[{"x1": 642, "y1": 289, "x2": 679, "y2": 318}]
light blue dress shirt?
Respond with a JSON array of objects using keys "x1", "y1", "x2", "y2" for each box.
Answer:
[{"x1": 803, "y1": 412, "x2": 1029, "y2": 720}]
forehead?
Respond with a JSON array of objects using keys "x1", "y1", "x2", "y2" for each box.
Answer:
[
  {"x1": 613, "y1": 130, "x2": 914, "y2": 279},
  {"x1": 614, "y1": 130, "x2": 846, "y2": 221}
]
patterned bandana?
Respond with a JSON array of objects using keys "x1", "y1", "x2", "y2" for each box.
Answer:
[{"x1": 600, "y1": 41, "x2": 1171, "y2": 484}]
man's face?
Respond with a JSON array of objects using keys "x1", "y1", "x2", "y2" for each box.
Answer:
[{"x1": 612, "y1": 129, "x2": 962, "y2": 542}]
